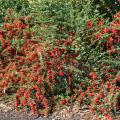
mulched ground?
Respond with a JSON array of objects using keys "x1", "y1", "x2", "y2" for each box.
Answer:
[
  {"x1": 0, "y1": 101, "x2": 96, "y2": 120},
  {"x1": 0, "y1": 101, "x2": 120, "y2": 120}
]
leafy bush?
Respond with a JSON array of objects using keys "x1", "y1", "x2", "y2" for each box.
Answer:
[
  {"x1": 92, "y1": 0, "x2": 120, "y2": 20},
  {"x1": 0, "y1": 0, "x2": 120, "y2": 119},
  {"x1": 0, "y1": 0, "x2": 30, "y2": 23}
]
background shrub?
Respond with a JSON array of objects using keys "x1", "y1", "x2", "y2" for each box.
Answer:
[{"x1": 0, "y1": 0, "x2": 30, "y2": 23}]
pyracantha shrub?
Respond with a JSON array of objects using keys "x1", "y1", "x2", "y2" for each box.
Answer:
[{"x1": 0, "y1": 6, "x2": 120, "y2": 120}]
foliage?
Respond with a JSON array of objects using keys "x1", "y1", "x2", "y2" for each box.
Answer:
[
  {"x1": 93, "y1": 0, "x2": 120, "y2": 19},
  {"x1": 0, "y1": 0, "x2": 30, "y2": 23},
  {"x1": 0, "y1": 0, "x2": 120, "y2": 119}
]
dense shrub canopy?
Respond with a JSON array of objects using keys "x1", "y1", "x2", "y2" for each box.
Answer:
[{"x1": 0, "y1": 0, "x2": 120, "y2": 119}]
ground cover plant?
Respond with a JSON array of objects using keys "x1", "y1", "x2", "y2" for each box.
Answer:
[{"x1": 0, "y1": 0, "x2": 120, "y2": 119}]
